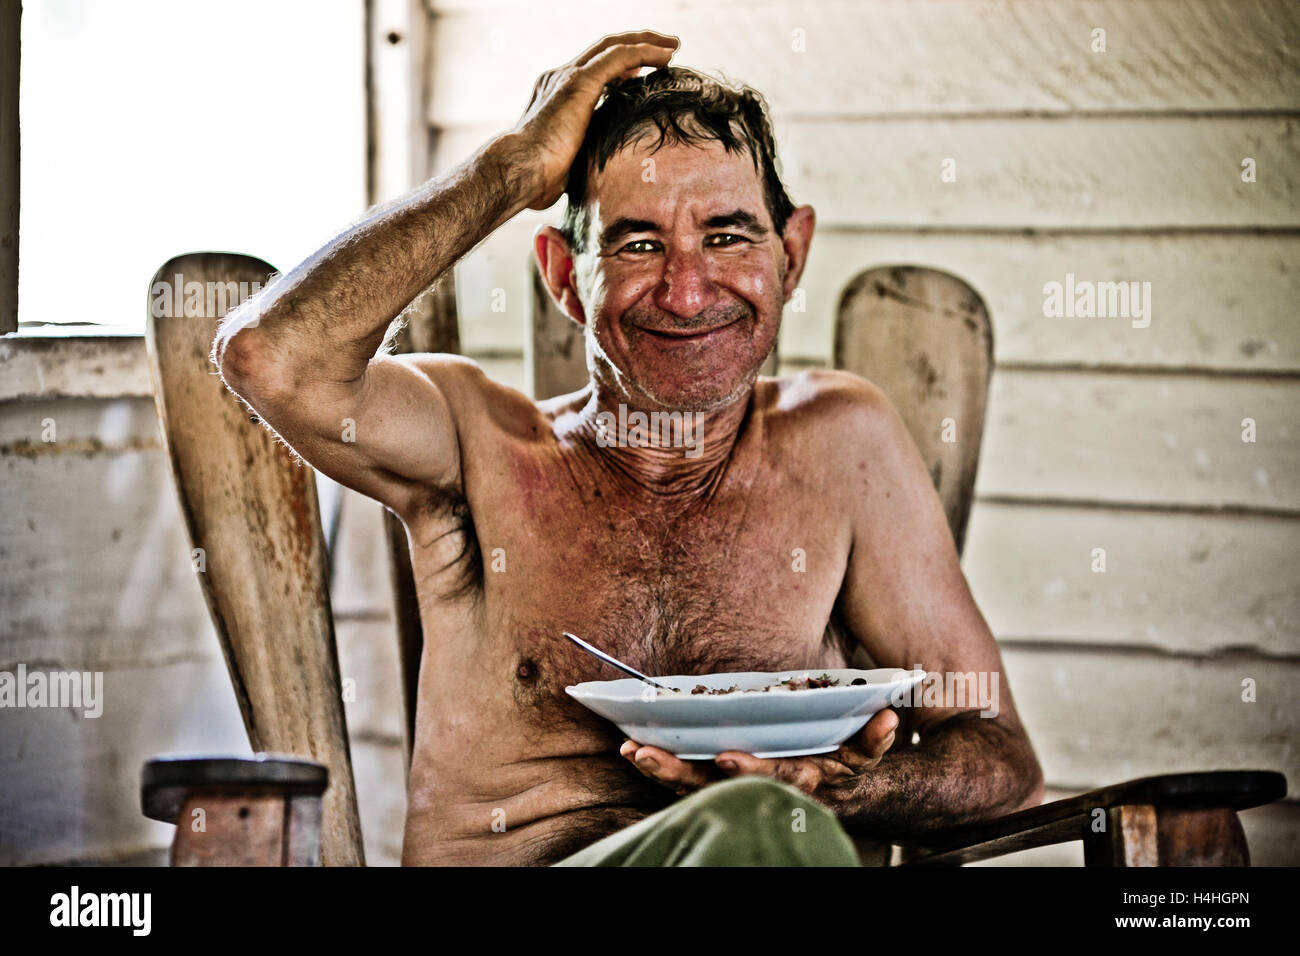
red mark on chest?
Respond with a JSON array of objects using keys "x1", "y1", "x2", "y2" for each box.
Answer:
[{"x1": 508, "y1": 451, "x2": 551, "y2": 518}]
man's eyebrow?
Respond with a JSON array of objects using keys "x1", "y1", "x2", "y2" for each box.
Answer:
[
  {"x1": 597, "y1": 217, "x2": 661, "y2": 248},
  {"x1": 701, "y1": 209, "x2": 769, "y2": 235},
  {"x1": 596, "y1": 209, "x2": 771, "y2": 248}
]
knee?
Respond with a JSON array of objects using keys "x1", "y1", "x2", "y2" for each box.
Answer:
[
  {"x1": 692, "y1": 774, "x2": 822, "y2": 817},
  {"x1": 672, "y1": 775, "x2": 857, "y2": 866}
]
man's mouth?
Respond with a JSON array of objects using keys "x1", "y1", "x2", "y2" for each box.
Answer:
[{"x1": 634, "y1": 318, "x2": 740, "y2": 342}]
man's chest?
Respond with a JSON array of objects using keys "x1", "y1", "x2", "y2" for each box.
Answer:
[{"x1": 465, "y1": 441, "x2": 855, "y2": 698}]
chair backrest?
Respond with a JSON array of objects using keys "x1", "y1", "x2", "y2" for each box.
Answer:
[
  {"x1": 146, "y1": 252, "x2": 364, "y2": 866},
  {"x1": 834, "y1": 265, "x2": 993, "y2": 555}
]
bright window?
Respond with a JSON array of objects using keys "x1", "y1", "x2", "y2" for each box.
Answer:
[{"x1": 18, "y1": 0, "x2": 365, "y2": 332}]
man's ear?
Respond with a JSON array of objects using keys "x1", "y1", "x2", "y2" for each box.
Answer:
[
  {"x1": 534, "y1": 225, "x2": 587, "y2": 327},
  {"x1": 779, "y1": 205, "x2": 816, "y2": 302}
]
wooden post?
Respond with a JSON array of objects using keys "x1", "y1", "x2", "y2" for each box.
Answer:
[
  {"x1": 366, "y1": 0, "x2": 429, "y2": 204},
  {"x1": 1083, "y1": 803, "x2": 1250, "y2": 866},
  {"x1": 0, "y1": 0, "x2": 20, "y2": 335},
  {"x1": 1084, "y1": 804, "x2": 1161, "y2": 866},
  {"x1": 366, "y1": 0, "x2": 448, "y2": 774}
]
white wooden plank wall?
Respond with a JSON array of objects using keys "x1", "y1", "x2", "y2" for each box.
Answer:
[
  {"x1": 416, "y1": 0, "x2": 1300, "y2": 860},
  {"x1": 3, "y1": 0, "x2": 1295, "y2": 866}
]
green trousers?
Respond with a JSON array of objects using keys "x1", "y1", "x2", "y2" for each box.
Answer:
[{"x1": 553, "y1": 775, "x2": 862, "y2": 867}]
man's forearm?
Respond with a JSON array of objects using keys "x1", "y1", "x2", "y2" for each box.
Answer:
[
  {"x1": 832, "y1": 713, "x2": 1044, "y2": 839},
  {"x1": 212, "y1": 133, "x2": 532, "y2": 383}
]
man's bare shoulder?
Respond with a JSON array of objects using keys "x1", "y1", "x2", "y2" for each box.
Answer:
[
  {"x1": 395, "y1": 352, "x2": 555, "y2": 440},
  {"x1": 390, "y1": 351, "x2": 490, "y2": 401},
  {"x1": 757, "y1": 368, "x2": 904, "y2": 451}
]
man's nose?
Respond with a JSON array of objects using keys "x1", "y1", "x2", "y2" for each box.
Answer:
[{"x1": 653, "y1": 246, "x2": 718, "y2": 321}]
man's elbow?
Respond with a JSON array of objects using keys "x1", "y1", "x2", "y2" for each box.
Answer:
[
  {"x1": 213, "y1": 323, "x2": 286, "y2": 403},
  {"x1": 212, "y1": 314, "x2": 248, "y2": 376},
  {"x1": 1016, "y1": 748, "x2": 1046, "y2": 811}
]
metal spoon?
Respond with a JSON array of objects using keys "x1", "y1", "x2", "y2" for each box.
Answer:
[{"x1": 562, "y1": 631, "x2": 678, "y2": 692}]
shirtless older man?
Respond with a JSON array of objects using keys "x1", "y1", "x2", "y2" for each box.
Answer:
[{"x1": 214, "y1": 30, "x2": 1044, "y2": 866}]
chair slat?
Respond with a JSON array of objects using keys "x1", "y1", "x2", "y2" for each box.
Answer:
[
  {"x1": 834, "y1": 266, "x2": 992, "y2": 554},
  {"x1": 145, "y1": 252, "x2": 363, "y2": 866},
  {"x1": 530, "y1": 263, "x2": 588, "y2": 400}
]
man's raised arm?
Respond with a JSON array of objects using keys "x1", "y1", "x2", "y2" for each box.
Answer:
[{"x1": 211, "y1": 31, "x2": 678, "y2": 516}]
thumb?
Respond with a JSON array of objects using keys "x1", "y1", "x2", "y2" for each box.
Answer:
[{"x1": 864, "y1": 708, "x2": 899, "y2": 756}]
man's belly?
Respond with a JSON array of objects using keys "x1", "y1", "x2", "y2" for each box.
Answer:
[
  {"x1": 400, "y1": 680, "x2": 676, "y2": 865},
  {"x1": 402, "y1": 752, "x2": 671, "y2": 866},
  {"x1": 398, "y1": 609, "x2": 854, "y2": 866}
]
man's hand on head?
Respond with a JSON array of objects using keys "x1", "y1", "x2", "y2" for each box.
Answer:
[
  {"x1": 620, "y1": 707, "x2": 900, "y2": 800},
  {"x1": 504, "y1": 30, "x2": 679, "y2": 211}
]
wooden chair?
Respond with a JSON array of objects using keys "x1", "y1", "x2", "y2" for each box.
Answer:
[
  {"x1": 832, "y1": 267, "x2": 1284, "y2": 864},
  {"x1": 143, "y1": 253, "x2": 364, "y2": 866},
  {"x1": 139, "y1": 252, "x2": 1285, "y2": 866}
]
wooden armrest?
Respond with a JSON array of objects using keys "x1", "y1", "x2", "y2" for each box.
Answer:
[
  {"x1": 896, "y1": 770, "x2": 1287, "y2": 867},
  {"x1": 141, "y1": 754, "x2": 329, "y2": 866}
]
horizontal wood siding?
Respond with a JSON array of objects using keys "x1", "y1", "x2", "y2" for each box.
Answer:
[{"x1": 418, "y1": 0, "x2": 1300, "y2": 858}]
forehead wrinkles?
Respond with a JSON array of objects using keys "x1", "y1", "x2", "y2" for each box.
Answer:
[{"x1": 591, "y1": 144, "x2": 764, "y2": 226}]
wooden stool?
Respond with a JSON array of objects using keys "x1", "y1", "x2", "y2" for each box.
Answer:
[{"x1": 142, "y1": 755, "x2": 328, "y2": 866}]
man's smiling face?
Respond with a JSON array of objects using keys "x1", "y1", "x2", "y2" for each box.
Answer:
[{"x1": 567, "y1": 137, "x2": 794, "y2": 413}]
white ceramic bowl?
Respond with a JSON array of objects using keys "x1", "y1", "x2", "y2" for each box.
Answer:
[{"x1": 566, "y1": 667, "x2": 926, "y2": 759}]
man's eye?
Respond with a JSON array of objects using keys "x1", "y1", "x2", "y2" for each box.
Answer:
[
  {"x1": 707, "y1": 234, "x2": 749, "y2": 247},
  {"x1": 620, "y1": 239, "x2": 660, "y2": 254}
]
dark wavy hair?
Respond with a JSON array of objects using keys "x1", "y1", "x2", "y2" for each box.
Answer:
[{"x1": 559, "y1": 67, "x2": 796, "y2": 252}]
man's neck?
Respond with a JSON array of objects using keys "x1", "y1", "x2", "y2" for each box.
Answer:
[{"x1": 566, "y1": 383, "x2": 756, "y2": 499}]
